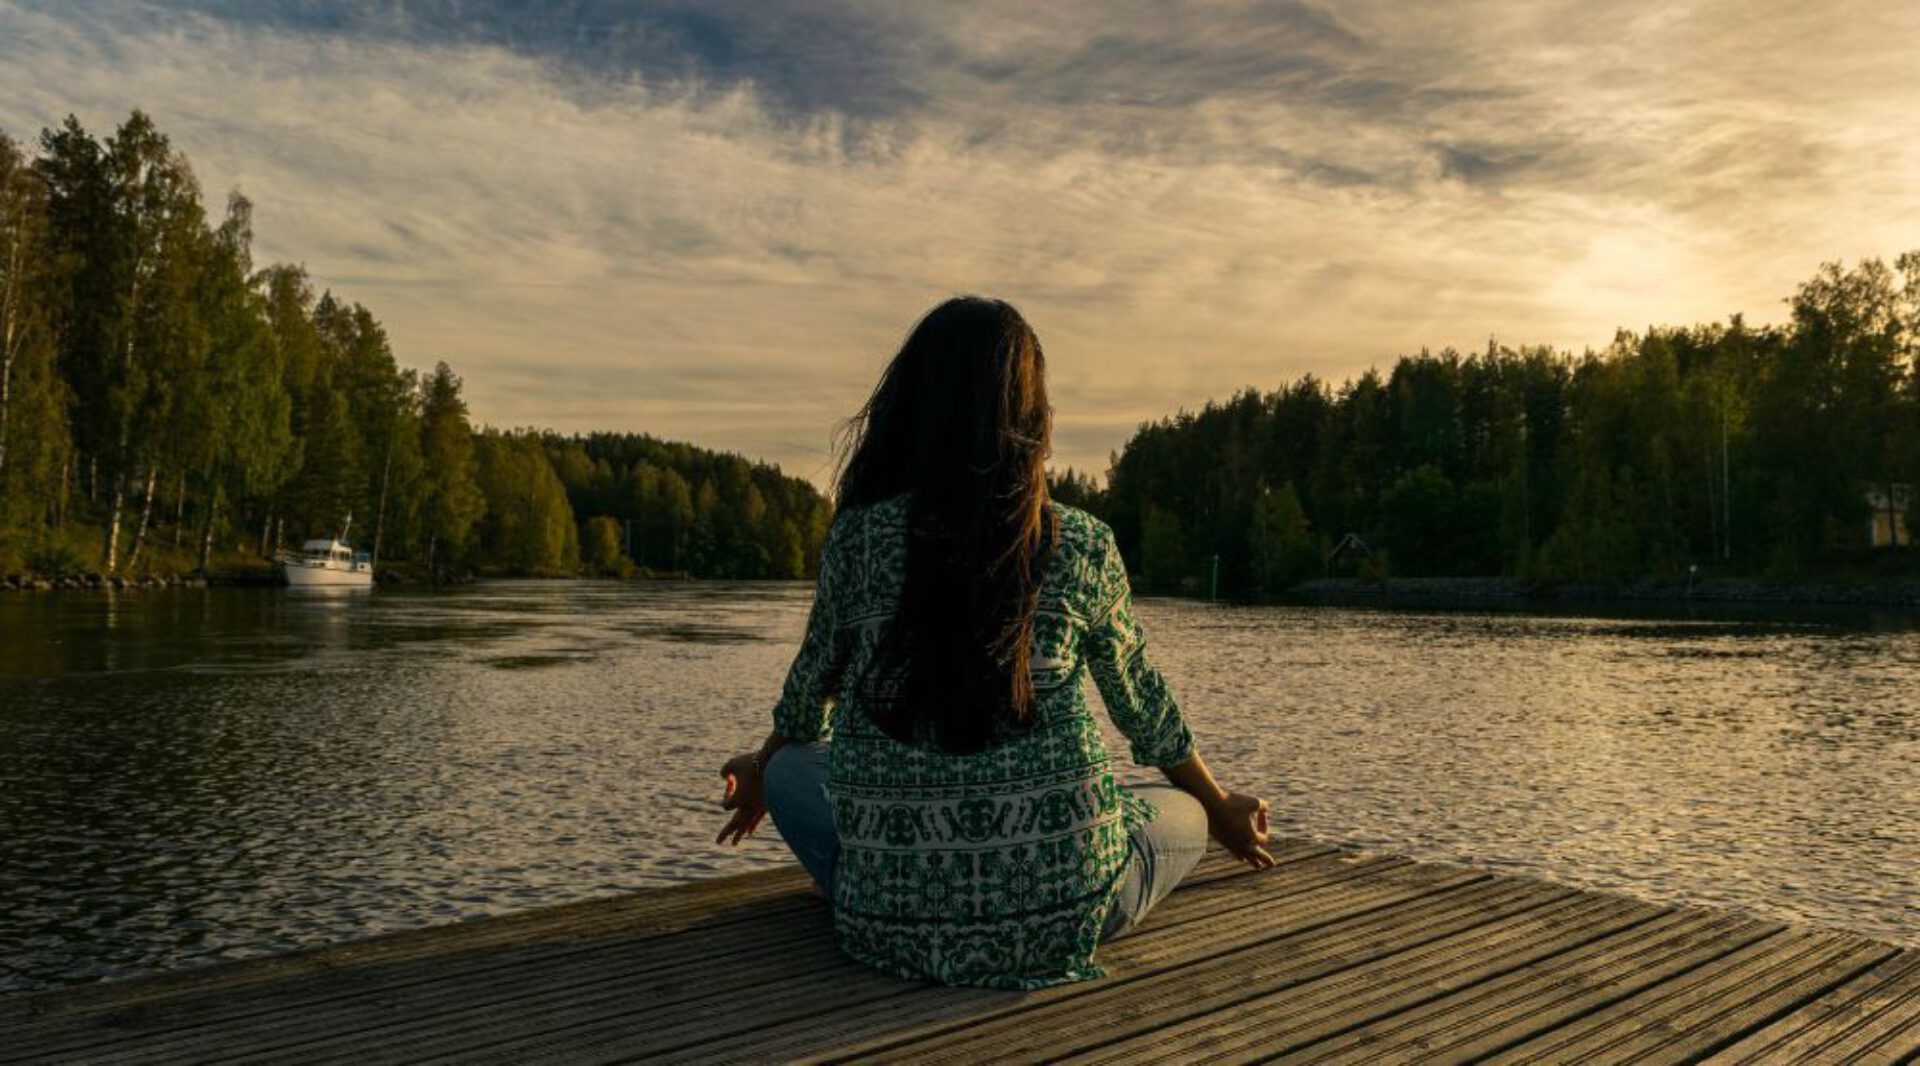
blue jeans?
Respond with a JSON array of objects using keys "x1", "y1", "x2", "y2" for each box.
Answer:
[{"x1": 762, "y1": 742, "x2": 1209, "y2": 940}]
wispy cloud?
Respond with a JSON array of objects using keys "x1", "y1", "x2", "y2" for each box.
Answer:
[{"x1": 2, "y1": 0, "x2": 1916, "y2": 482}]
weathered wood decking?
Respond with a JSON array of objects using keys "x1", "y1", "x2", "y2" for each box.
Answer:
[{"x1": 5, "y1": 841, "x2": 1916, "y2": 1064}]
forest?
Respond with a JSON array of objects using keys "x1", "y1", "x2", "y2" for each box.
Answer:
[
  {"x1": 5, "y1": 111, "x2": 1915, "y2": 594},
  {"x1": 1061, "y1": 255, "x2": 1920, "y2": 593},
  {"x1": 0, "y1": 112, "x2": 829, "y2": 582}
]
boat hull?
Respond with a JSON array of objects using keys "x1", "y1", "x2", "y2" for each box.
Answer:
[{"x1": 281, "y1": 563, "x2": 374, "y2": 588}]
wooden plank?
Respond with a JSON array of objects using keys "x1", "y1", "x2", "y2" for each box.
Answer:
[
  {"x1": 2, "y1": 864, "x2": 810, "y2": 1027},
  {"x1": 647, "y1": 869, "x2": 1495, "y2": 1066},
  {"x1": 67, "y1": 846, "x2": 1363, "y2": 1064},
  {"x1": 374, "y1": 853, "x2": 1443, "y2": 1064},
  {"x1": 1573, "y1": 936, "x2": 1897, "y2": 1063},
  {"x1": 9, "y1": 844, "x2": 1333, "y2": 1063},
  {"x1": 1703, "y1": 948, "x2": 1920, "y2": 1065},
  {"x1": 5, "y1": 887, "x2": 833, "y2": 1060},
  {"x1": 785, "y1": 876, "x2": 1522, "y2": 1065},
  {"x1": 33, "y1": 918, "x2": 854, "y2": 1066},
  {"x1": 1482, "y1": 928, "x2": 1900, "y2": 1063},
  {"x1": 430, "y1": 865, "x2": 1506, "y2": 1063},
  {"x1": 1058, "y1": 892, "x2": 1663, "y2": 1065},
  {"x1": 1266, "y1": 907, "x2": 1779, "y2": 1064},
  {"x1": 8, "y1": 835, "x2": 1910, "y2": 1066},
  {"x1": 784, "y1": 879, "x2": 1559, "y2": 1066}
]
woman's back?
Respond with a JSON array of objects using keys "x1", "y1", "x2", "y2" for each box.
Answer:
[
  {"x1": 771, "y1": 493, "x2": 1194, "y2": 989},
  {"x1": 720, "y1": 295, "x2": 1269, "y2": 991}
]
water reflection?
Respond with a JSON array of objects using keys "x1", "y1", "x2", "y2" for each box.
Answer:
[{"x1": 0, "y1": 584, "x2": 1914, "y2": 992}]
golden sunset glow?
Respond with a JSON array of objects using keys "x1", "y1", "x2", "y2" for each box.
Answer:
[{"x1": 3, "y1": 1, "x2": 1916, "y2": 479}]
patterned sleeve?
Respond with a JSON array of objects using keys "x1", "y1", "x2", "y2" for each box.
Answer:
[
  {"x1": 1081, "y1": 523, "x2": 1196, "y2": 768},
  {"x1": 771, "y1": 512, "x2": 850, "y2": 743}
]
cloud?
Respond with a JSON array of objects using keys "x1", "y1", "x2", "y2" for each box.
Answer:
[{"x1": 1, "y1": 0, "x2": 1917, "y2": 485}]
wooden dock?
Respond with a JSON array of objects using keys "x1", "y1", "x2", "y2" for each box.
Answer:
[{"x1": 5, "y1": 841, "x2": 1916, "y2": 1063}]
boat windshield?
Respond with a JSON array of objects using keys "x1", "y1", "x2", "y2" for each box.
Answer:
[{"x1": 300, "y1": 544, "x2": 351, "y2": 562}]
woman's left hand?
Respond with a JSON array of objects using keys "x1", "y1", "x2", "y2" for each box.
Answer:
[
  {"x1": 1204, "y1": 791, "x2": 1276, "y2": 870},
  {"x1": 715, "y1": 752, "x2": 768, "y2": 845}
]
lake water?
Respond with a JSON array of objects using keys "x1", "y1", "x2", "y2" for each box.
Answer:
[{"x1": 1, "y1": 582, "x2": 1914, "y2": 992}]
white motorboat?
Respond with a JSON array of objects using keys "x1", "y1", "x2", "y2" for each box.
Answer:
[{"x1": 278, "y1": 517, "x2": 374, "y2": 588}]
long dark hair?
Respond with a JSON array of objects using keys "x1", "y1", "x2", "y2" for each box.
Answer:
[{"x1": 835, "y1": 296, "x2": 1058, "y2": 752}]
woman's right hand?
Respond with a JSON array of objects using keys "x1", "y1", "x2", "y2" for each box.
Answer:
[
  {"x1": 715, "y1": 752, "x2": 768, "y2": 846},
  {"x1": 1205, "y1": 792, "x2": 1275, "y2": 869}
]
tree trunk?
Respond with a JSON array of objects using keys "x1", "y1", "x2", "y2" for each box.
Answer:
[
  {"x1": 259, "y1": 507, "x2": 273, "y2": 557},
  {"x1": 1722, "y1": 403, "x2": 1732, "y2": 561},
  {"x1": 0, "y1": 335, "x2": 12, "y2": 483},
  {"x1": 124, "y1": 464, "x2": 160, "y2": 572},
  {"x1": 372, "y1": 443, "x2": 392, "y2": 569},
  {"x1": 0, "y1": 232, "x2": 20, "y2": 482},
  {"x1": 55, "y1": 453, "x2": 69, "y2": 527},
  {"x1": 107, "y1": 270, "x2": 141, "y2": 567},
  {"x1": 426, "y1": 533, "x2": 438, "y2": 584},
  {"x1": 1889, "y1": 481, "x2": 1904, "y2": 550},
  {"x1": 103, "y1": 473, "x2": 126, "y2": 573},
  {"x1": 172, "y1": 471, "x2": 187, "y2": 552},
  {"x1": 199, "y1": 498, "x2": 217, "y2": 573},
  {"x1": 1703, "y1": 439, "x2": 1717, "y2": 566}
]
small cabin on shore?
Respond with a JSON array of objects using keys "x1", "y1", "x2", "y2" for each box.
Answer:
[{"x1": 1326, "y1": 532, "x2": 1371, "y2": 575}]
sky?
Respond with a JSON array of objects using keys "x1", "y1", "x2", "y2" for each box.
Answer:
[{"x1": 1, "y1": 1, "x2": 1917, "y2": 486}]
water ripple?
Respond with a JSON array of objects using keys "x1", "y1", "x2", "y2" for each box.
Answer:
[{"x1": 0, "y1": 584, "x2": 1913, "y2": 993}]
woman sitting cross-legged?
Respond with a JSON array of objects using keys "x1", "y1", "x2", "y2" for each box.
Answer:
[{"x1": 716, "y1": 296, "x2": 1273, "y2": 990}]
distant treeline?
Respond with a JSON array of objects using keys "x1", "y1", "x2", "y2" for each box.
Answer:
[
  {"x1": 1054, "y1": 256, "x2": 1920, "y2": 593},
  {"x1": 542, "y1": 433, "x2": 831, "y2": 579},
  {"x1": 8, "y1": 112, "x2": 1913, "y2": 594},
  {"x1": 0, "y1": 111, "x2": 828, "y2": 580}
]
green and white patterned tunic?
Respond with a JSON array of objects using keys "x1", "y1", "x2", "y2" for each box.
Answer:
[{"x1": 771, "y1": 494, "x2": 1195, "y2": 989}]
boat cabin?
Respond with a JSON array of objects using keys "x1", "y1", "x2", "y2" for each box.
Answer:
[{"x1": 293, "y1": 539, "x2": 372, "y2": 570}]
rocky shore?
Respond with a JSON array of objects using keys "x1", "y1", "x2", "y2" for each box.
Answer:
[
  {"x1": 0, "y1": 570, "x2": 274, "y2": 592},
  {"x1": 0, "y1": 568, "x2": 482, "y2": 591}
]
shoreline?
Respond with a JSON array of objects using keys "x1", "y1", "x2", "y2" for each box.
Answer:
[
  {"x1": 1280, "y1": 574, "x2": 1920, "y2": 609},
  {"x1": 10, "y1": 568, "x2": 1920, "y2": 609},
  {"x1": 0, "y1": 569, "x2": 688, "y2": 592},
  {"x1": 1, "y1": 571, "x2": 233, "y2": 592}
]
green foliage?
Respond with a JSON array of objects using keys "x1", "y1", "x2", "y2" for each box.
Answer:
[
  {"x1": 1247, "y1": 482, "x2": 1318, "y2": 590},
  {"x1": 25, "y1": 527, "x2": 90, "y2": 576},
  {"x1": 0, "y1": 111, "x2": 831, "y2": 581},
  {"x1": 1047, "y1": 468, "x2": 1104, "y2": 512},
  {"x1": 0, "y1": 130, "x2": 71, "y2": 534},
  {"x1": 1534, "y1": 462, "x2": 1642, "y2": 580},
  {"x1": 1357, "y1": 552, "x2": 1390, "y2": 585},
  {"x1": 474, "y1": 430, "x2": 578, "y2": 575},
  {"x1": 12, "y1": 110, "x2": 1911, "y2": 590},
  {"x1": 1140, "y1": 504, "x2": 1186, "y2": 591},
  {"x1": 418, "y1": 363, "x2": 485, "y2": 575},
  {"x1": 547, "y1": 433, "x2": 826, "y2": 579},
  {"x1": 1097, "y1": 256, "x2": 1920, "y2": 592},
  {"x1": 1379, "y1": 465, "x2": 1456, "y2": 577},
  {"x1": 580, "y1": 515, "x2": 632, "y2": 577}
]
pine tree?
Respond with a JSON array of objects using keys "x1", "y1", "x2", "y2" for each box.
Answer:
[{"x1": 418, "y1": 362, "x2": 483, "y2": 578}]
